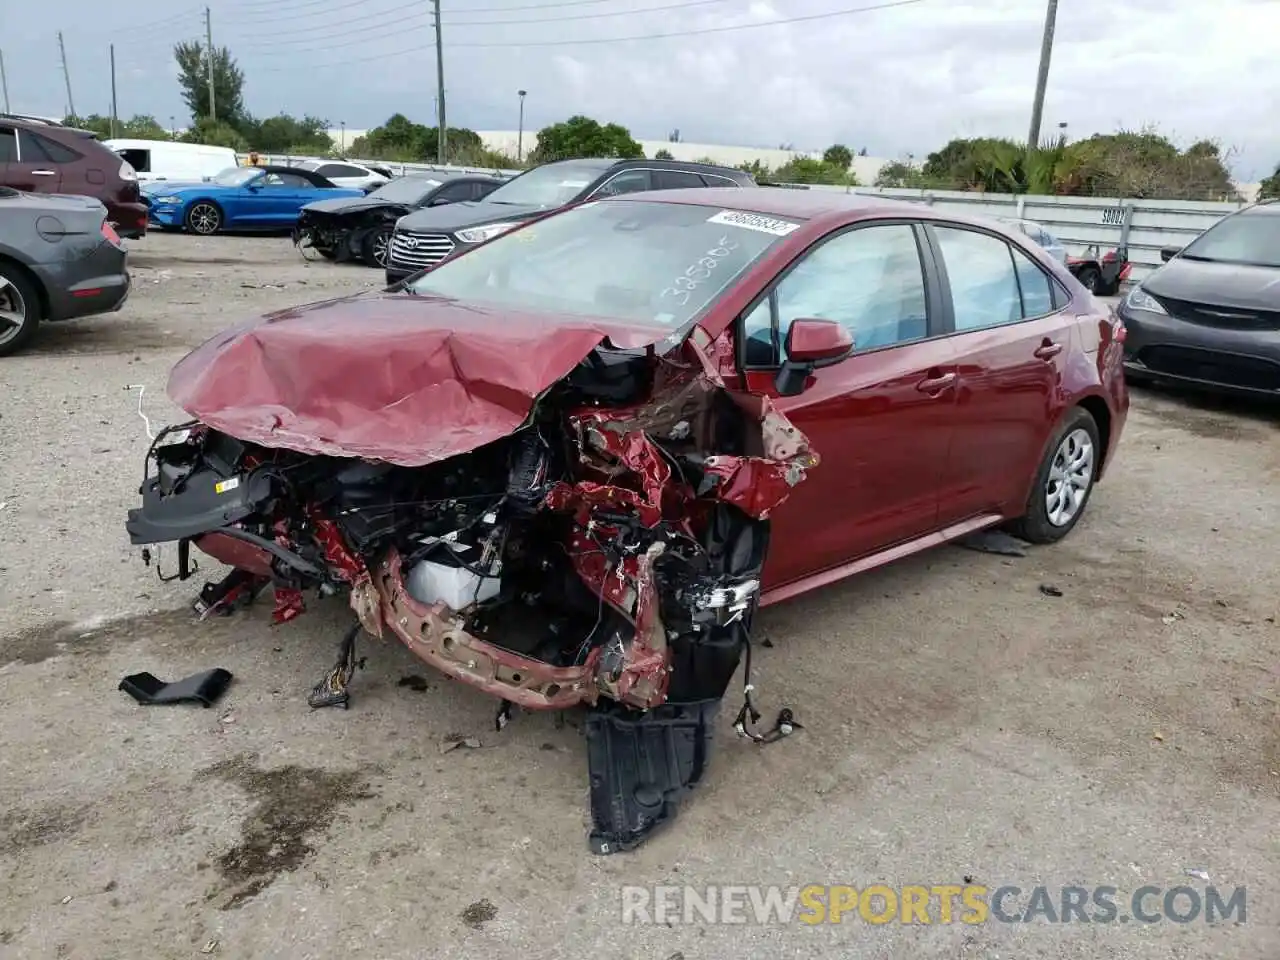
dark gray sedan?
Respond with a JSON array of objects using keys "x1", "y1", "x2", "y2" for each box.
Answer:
[
  {"x1": 1118, "y1": 200, "x2": 1280, "y2": 398},
  {"x1": 0, "y1": 188, "x2": 130, "y2": 356}
]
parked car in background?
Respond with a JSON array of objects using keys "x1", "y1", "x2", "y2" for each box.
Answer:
[
  {"x1": 295, "y1": 172, "x2": 507, "y2": 267},
  {"x1": 384, "y1": 157, "x2": 757, "y2": 283},
  {"x1": 127, "y1": 189, "x2": 1126, "y2": 852},
  {"x1": 0, "y1": 187, "x2": 130, "y2": 356},
  {"x1": 294, "y1": 159, "x2": 389, "y2": 193},
  {"x1": 0, "y1": 113, "x2": 147, "y2": 238},
  {"x1": 1003, "y1": 218, "x2": 1068, "y2": 264},
  {"x1": 105, "y1": 139, "x2": 238, "y2": 184},
  {"x1": 142, "y1": 165, "x2": 365, "y2": 235},
  {"x1": 1118, "y1": 199, "x2": 1280, "y2": 397}
]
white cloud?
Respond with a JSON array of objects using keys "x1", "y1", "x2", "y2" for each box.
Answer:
[{"x1": 11, "y1": 0, "x2": 1277, "y2": 179}]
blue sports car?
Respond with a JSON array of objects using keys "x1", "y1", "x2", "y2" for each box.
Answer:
[{"x1": 142, "y1": 165, "x2": 366, "y2": 235}]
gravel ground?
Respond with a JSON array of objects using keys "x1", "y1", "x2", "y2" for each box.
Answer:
[{"x1": 1, "y1": 233, "x2": 1278, "y2": 959}]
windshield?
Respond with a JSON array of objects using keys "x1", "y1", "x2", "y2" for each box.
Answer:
[
  {"x1": 211, "y1": 167, "x2": 262, "y2": 186},
  {"x1": 406, "y1": 200, "x2": 798, "y2": 327},
  {"x1": 482, "y1": 162, "x2": 609, "y2": 209},
  {"x1": 1180, "y1": 213, "x2": 1280, "y2": 268},
  {"x1": 369, "y1": 177, "x2": 441, "y2": 204}
]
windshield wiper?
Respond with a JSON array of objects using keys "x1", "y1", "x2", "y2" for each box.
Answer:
[{"x1": 1177, "y1": 254, "x2": 1218, "y2": 262}]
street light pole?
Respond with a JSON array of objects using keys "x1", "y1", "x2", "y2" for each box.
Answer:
[
  {"x1": 517, "y1": 89, "x2": 527, "y2": 163},
  {"x1": 1026, "y1": 0, "x2": 1059, "y2": 149}
]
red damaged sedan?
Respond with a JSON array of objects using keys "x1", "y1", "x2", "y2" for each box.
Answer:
[{"x1": 126, "y1": 189, "x2": 1128, "y2": 853}]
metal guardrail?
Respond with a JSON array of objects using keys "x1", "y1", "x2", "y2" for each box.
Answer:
[{"x1": 238, "y1": 153, "x2": 1248, "y2": 283}]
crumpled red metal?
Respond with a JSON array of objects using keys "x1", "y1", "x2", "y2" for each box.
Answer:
[{"x1": 166, "y1": 293, "x2": 671, "y2": 467}]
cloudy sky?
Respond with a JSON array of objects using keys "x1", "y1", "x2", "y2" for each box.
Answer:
[{"x1": 6, "y1": 0, "x2": 1279, "y2": 179}]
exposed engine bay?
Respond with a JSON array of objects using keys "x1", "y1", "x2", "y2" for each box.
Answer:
[{"x1": 127, "y1": 336, "x2": 815, "y2": 852}]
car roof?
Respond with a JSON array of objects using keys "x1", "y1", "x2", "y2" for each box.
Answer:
[
  {"x1": 1241, "y1": 199, "x2": 1280, "y2": 215},
  {"x1": 258, "y1": 165, "x2": 334, "y2": 186},
  {"x1": 612, "y1": 186, "x2": 923, "y2": 223}
]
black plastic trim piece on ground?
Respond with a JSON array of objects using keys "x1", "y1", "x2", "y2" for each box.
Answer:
[
  {"x1": 118, "y1": 668, "x2": 233, "y2": 707},
  {"x1": 585, "y1": 698, "x2": 720, "y2": 855}
]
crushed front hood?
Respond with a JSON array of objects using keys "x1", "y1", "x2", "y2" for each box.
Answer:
[{"x1": 167, "y1": 293, "x2": 674, "y2": 467}]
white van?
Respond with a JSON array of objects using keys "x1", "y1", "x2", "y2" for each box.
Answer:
[{"x1": 104, "y1": 139, "x2": 239, "y2": 183}]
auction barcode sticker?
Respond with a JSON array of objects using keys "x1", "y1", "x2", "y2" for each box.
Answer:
[{"x1": 706, "y1": 209, "x2": 801, "y2": 237}]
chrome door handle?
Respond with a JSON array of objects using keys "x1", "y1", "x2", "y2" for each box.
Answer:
[
  {"x1": 915, "y1": 372, "x2": 957, "y2": 394},
  {"x1": 31, "y1": 169, "x2": 57, "y2": 176}
]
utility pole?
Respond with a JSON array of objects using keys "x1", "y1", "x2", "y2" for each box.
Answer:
[
  {"x1": 0, "y1": 50, "x2": 10, "y2": 113},
  {"x1": 205, "y1": 6, "x2": 216, "y2": 122},
  {"x1": 57, "y1": 32, "x2": 75, "y2": 119},
  {"x1": 109, "y1": 44, "x2": 119, "y2": 138},
  {"x1": 1026, "y1": 0, "x2": 1059, "y2": 149},
  {"x1": 517, "y1": 89, "x2": 526, "y2": 163},
  {"x1": 432, "y1": 0, "x2": 446, "y2": 163}
]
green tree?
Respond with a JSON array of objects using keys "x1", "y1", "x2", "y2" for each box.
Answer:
[
  {"x1": 737, "y1": 159, "x2": 771, "y2": 180},
  {"x1": 179, "y1": 118, "x2": 249, "y2": 151},
  {"x1": 1259, "y1": 162, "x2": 1280, "y2": 200},
  {"x1": 873, "y1": 161, "x2": 926, "y2": 189},
  {"x1": 348, "y1": 114, "x2": 481, "y2": 163},
  {"x1": 65, "y1": 114, "x2": 171, "y2": 139},
  {"x1": 173, "y1": 41, "x2": 246, "y2": 126},
  {"x1": 822, "y1": 144, "x2": 853, "y2": 170},
  {"x1": 242, "y1": 114, "x2": 332, "y2": 154},
  {"x1": 653, "y1": 148, "x2": 674, "y2": 160},
  {"x1": 772, "y1": 156, "x2": 858, "y2": 186},
  {"x1": 530, "y1": 116, "x2": 643, "y2": 162}
]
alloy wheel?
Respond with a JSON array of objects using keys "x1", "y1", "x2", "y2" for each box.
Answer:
[
  {"x1": 1044, "y1": 428, "x2": 1095, "y2": 527},
  {"x1": 0, "y1": 276, "x2": 29, "y2": 348},
  {"x1": 371, "y1": 230, "x2": 391, "y2": 267},
  {"x1": 188, "y1": 203, "x2": 221, "y2": 235}
]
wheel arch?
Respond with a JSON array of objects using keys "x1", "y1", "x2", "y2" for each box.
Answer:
[{"x1": 0, "y1": 254, "x2": 50, "y2": 320}]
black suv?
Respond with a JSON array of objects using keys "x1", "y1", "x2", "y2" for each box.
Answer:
[{"x1": 384, "y1": 157, "x2": 756, "y2": 284}]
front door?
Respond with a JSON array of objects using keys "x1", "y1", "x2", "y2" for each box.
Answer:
[
  {"x1": 735, "y1": 221, "x2": 960, "y2": 590},
  {"x1": 924, "y1": 224, "x2": 1077, "y2": 523}
]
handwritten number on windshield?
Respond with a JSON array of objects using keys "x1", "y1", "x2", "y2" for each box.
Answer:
[{"x1": 661, "y1": 235, "x2": 739, "y2": 306}]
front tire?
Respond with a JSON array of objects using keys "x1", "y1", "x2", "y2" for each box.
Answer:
[
  {"x1": 1009, "y1": 407, "x2": 1101, "y2": 544},
  {"x1": 363, "y1": 227, "x2": 393, "y2": 268},
  {"x1": 0, "y1": 264, "x2": 42, "y2": 357},
  {"x1": 185, "y1": 201, "x2": 222, "y2": 236},
  {"x1": 1075, "y1": 265, "x2": 1101, "y2": 294}
]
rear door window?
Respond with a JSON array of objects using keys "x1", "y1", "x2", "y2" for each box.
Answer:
[
  {"x1": 1011, "y1": 246, "x2": 1057, "y2": 318},
  {"x1": 0, "y1": 127, "x2": 16, "y2": 162},
  {"x1": 700, "y1": 173, "x2": 742, "y2": 188},
  {"x1": 653, "y1": 170, "x2": 705, "y2": 190},
  {"x1": 20, "y1": 131, "x2": 81, "y2": 164},
  {"x1": 932, "y1": 227, "x2": 1024, "y2": 331}
]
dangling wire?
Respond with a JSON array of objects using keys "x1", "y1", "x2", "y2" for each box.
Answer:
[{"x1": 732, "y1": 632, "x2": 801, "y2": 744}]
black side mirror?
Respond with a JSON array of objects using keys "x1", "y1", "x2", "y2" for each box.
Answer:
[
  {"x1": 1160, "y1": 245, "x2": 1181, "y2": 262},
  {"x1": 774, "y1": 318, "x2": 854, "y2": 397}
]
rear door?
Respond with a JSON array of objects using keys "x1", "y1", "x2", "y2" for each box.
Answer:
[
  {"x1": 925, "y1": 223, "x2": 1076, "y2": 524},
  {"x1": 735, "y1": 220, "x2": 959, "y2": 589},
  {"x1": 9, "y1": 128, "x2": 70, "y2": 193}
]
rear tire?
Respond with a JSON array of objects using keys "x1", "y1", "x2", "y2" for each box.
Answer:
[
  {"x1": 1075, "y1": 265, "x2": 1101, "y2": 294},
  {"x1": 0, "y1": 263, "x2": 42, "y2": 357},
  {"x1": 1009, "y1": 407, "x2": 1101, "y2": 545}
]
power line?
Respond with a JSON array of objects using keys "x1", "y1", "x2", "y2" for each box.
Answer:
[
  {"x1": 227, "y1": 3, "x2": 428, "y2": 47},
  {"x1": 254, "y1": 0, "x2": 925, "y2": 69},
  {"x1": 233, "y1": 0, "x2": 735, "y2": 55}
]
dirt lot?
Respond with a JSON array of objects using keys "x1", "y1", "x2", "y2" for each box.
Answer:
[{"x1": 1, "y1": 233, "x2": 1277, "y2": 959}]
